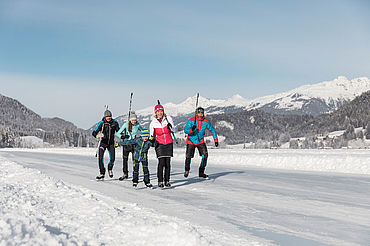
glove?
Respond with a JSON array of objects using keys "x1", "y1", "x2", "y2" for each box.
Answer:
[
  {"x1": 149, "y1": 136, "x2": 155, "y2": 143},
  {"x1": 121, "y1": 135, "x2": 129, "y2": 139},
  {"x1": 92, "y1": 131, "x2": 97, "y2": 138},
  {"x1": 96, "y1": 132, "x2": 104, "y2": 138},
  {"x1": 114, "y1": 143, "x2": 120, "y2": 148},
  {"x1": 167, "y1": 123, "x2": 172, "y2": 129},
  {"x1": 215, "y1": 141, "x2": 219, "y2": 147},
  {"x1": 191, "y1": 124, "x2": 196, "y2": 131}
]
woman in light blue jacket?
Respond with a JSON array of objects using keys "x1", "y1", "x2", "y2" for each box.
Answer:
[{"x1": 115, "y1": 111, "x2": 143, "y2": 180}]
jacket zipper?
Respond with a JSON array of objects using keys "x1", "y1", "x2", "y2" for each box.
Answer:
[
  {"x1": 162, "y1": 119, "x2": 167, "y2": 144},
  {"x1": 196, "y1": 118, "x2": 202, "y2": 144},
  {"x1": 138, "y1": 141, "x2": 144, "y2": 161},
  {"x1": 108, "y1": 124, "x2": 111, "y2": 143}
]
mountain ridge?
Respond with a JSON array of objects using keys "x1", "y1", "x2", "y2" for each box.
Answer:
[
  {"x1": 99, "y1": 76, "x2": 370, "y2": 131},
  {"x1": 0, "y1": 93, "x2": 95, "y2": 147},
  {"x1": 127, "y1": 76, "x2": 370, "y2": 117}
]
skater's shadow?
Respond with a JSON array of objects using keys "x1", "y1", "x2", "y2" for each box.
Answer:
[
  {"x1": 171, "y1": 170, "x2": 245, "y2": 188},
  {"x1": 102, "y1": 178, "x2": 121, "y2": 182},
  {"x1": 209, "y1": 170, "x2": 245, "y2": 181}
]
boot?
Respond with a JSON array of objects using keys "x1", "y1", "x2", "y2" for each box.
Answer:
[
  {"x1": 108, "y1": 169, "x2": 113, "y2": 178},
  {"x1": 96, "y1": 174, "x2": 105, "y2": 180},
  {"x1": 199, "y1": 173, "x2": 208, "y2": 179},
  {"x1": 184, "y1": 170, "x2": 189, "y2": 178},
  {"x1": 199, "y1": 167, "x2": 208, "y2": 179},
  {"x1": 118, "y1": 172, "x2": 128, "y2": 181}
]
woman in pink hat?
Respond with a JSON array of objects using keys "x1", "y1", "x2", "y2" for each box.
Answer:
[{"x1": 149, "y1": 103, "x2": 175, "y2": 188}]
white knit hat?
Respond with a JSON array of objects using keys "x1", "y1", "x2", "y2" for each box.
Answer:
[{"x1": 129, "y1": 111, "x2": 137, "y2": 120}]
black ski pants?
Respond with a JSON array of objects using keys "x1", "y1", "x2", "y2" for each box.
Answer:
[
  {"x1": 157, "y1": 157, "x2": 171, "y2": 183},
  {"x1": 122, "y1": 144, "x2": 135, "y2": 175},
  {"x1": 98, "y1": 143, "x2": 115, "y2": 175},
  {"x1": 185, "y1": 143, "x2": 208, "y2": 173}
]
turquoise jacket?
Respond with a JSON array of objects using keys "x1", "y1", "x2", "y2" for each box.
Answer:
[
  {"x1": 118, "y1": 137, "x2": 156, "y2": 162},
  {"x1": 115, "y1": 120, "x2": 143, "y2": 140},
  {"x1": 184, "y1": 116, "x2": 218, "y2": 145}
]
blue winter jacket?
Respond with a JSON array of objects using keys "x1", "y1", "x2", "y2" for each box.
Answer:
[
  {"x1": 184, "y1": 117, "x2": 218, "y2": 145},
  {"x1": 115, "y1": 120, "x2": 143, "y2": 140},
  {"x1": 118, "y1": 137, "x2": 156, "y2": 162}
]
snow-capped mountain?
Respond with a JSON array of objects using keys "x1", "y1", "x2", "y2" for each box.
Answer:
[
  {"x1": 111, "y1": 76, "x2": 370, "y2": 129},
  {"x1": 135, "y1": 94, "x2": 249, "y2": 117},
  {"x1": 111, "y1": 94, "x2": 252, "y2": 130},
  {"x1": 249, "y1": 76, "x2": 370, "y2": 115}
]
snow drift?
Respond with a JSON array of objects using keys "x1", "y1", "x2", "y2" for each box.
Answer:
[{"x1": 0, "y1": 155, "x2": 259, "y2": 246}]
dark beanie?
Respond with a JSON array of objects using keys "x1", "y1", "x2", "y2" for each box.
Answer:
[{"x1": 104, "y1": 110, "x2": 112, "y2": 117}]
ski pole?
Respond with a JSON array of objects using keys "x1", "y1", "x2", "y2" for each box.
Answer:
[
  {"x1": 128, "y1": 92, "x2": 133, "y2": 121},
  {"x1": 95, "y1": 105, "x2": 108, "y2": 157},
  {"x1": 194, "y1": 93, "x2": 201, "y2": 143},
  {"x1": 95, "y1": 138, "x2": 101, "y2": 157},
  {"x1": 194, "y1": 93, "x2": 199, "y2": 123},
  {"x1": 127, "y1": 93, "x2": 134, "y2": 136},
  {"x1": 171, "y1": 130, "x2": 178, "y2": 144}
]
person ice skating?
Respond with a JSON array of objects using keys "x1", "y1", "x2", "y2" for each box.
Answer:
[
  {"x1": 115, "y1": 129, "x2": 155, "y2": 188},
  {"x1": 149, "y1": 103, "x2": 175, "y2": 188},
  {"x1": 92, "y1": 109, "x2": 120, "y2": 180},
  {"x1": 115, "y1": 111, "x2": 143, "y2": 181},
  {"x1": 184, "y1": 107, "x2": 218, "y2": 179}
]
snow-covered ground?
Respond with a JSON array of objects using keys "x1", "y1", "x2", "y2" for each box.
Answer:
[
  {"x1": 1, "y1": 148, "x2": 370, "y2": 246},
  {"x1": 18, "y1": 136, "x2": 50, "y2": 148}
]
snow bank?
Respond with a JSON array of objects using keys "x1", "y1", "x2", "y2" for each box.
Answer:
[
  {"x1": 18, "y1": 136, "x2": 50, "y2": 148},
  {"x1": 177, "y1": 148, "x2": 370, "y2": 175},
  {"x1": 200, "y1": 149, "x2": 370, "y2": 175},
  {"x1": 0, "y1": 155, "x2": 260, "y2": 246}
]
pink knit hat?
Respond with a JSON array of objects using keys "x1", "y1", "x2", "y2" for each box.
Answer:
[{"x1": 155, "y1": 104, "x2": 164, "y2": 113}]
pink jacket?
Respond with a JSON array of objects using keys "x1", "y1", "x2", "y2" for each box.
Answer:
[{"x1": 149, "y1": 115, "x2": 174, "y2": 145}]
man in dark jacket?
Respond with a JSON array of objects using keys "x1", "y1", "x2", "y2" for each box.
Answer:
[{"x1": 92, "y1": 109, "x2": 120, "y2": 180}]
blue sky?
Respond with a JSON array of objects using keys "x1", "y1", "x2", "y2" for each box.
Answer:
[{"x1": 1, "y1": 0, "x2": 369, "y2": 128}]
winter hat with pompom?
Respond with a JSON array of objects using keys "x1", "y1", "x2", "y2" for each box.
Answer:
[
  {"x1": 104, "y1": 110, "x2": 112, "y2": 117},
  {"x1": 154, "y1": 104, "x2": 164, "y2": 113},
  {"x1": 140, "y1": 129, "x2": 150, "y2": 137},
  {"x1": 129, "y1": 111, "x2": 137, "y2": 120}
]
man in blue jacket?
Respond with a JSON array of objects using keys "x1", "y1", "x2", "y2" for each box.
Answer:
[{"x1": 184, "y1": 107, "x2": 218, "y2": 179}]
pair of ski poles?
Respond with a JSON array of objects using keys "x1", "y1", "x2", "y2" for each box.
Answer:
[{"x1": 97, "y1": 92, "x2": 202, "y2": 155}]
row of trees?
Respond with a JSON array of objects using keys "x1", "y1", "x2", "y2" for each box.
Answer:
[{"x1": 0, "y1": 94, "x2": 95, "y2": 148}]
